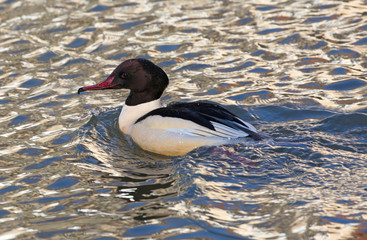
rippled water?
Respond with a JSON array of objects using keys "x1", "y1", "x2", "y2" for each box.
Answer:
[{"x1": 1, "y1": 0, "x2": 367, "y2": 239}]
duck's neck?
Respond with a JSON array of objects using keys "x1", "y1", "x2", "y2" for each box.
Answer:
[
  {"x1": 118, "y1": 99, "x2": 162, "y2": 135},
  {"x1": 125, "y1": 90, "x2": 160, "y2": 106}
]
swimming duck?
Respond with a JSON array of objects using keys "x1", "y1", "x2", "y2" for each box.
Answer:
[{"x1": 78, "y1": 58, "x2": 262, "y2": 156}]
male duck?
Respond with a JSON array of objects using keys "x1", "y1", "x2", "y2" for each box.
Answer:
[{"x1": 78, "y1": 58, "x2": 263, "y2": 156}]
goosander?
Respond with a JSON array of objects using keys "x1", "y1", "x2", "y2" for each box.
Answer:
[{"x1": 78, "y1": 58, "x2": 263, "y2": 156}]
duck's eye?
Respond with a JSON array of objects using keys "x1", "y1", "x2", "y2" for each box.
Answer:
[{"x1": 120, "y1": 72, "x2": 128, "y2": 78}]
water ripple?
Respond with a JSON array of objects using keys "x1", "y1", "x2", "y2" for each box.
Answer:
[{"x1": 1, "y1": 0, "x2": 367, "y2": 239}]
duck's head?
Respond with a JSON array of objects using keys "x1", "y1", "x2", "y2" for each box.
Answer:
[{"x1": 78, "y1": 58, "x2": 169, "y2": 106}]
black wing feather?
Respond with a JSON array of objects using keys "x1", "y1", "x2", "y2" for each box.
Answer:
[{"x1": 136, "y1": 102, "x2": 216, "y2": 130}]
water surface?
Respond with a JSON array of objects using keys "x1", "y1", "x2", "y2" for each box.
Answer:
[{"x1": 1, "y1": 0, "x2": 367, "y2": 239}]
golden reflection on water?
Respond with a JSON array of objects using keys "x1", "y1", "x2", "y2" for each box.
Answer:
[{"x1": 0, "y1": 0, "x2": 367, "y2": 239}]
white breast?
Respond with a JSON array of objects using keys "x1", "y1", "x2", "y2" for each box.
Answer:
[{"x1": 118, "y1": 99, "x2": 162, "y2": 135}]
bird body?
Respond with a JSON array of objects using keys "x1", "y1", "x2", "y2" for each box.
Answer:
[{"x1": 78, "y1": 58, "x2": 262, "y2": 156}]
